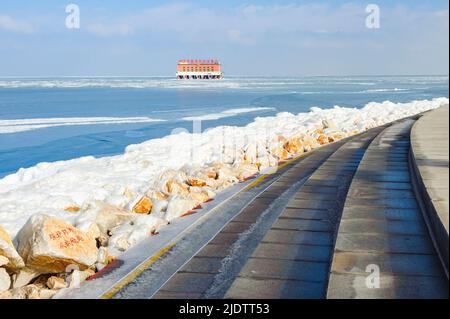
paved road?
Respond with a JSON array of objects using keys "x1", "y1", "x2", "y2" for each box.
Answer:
[
  {"x1": 224, "y1": 126, "x2": 384, "y2": 298},
  {"x1": 328, "y1": 119, "x2": 448, "y2": 298}
]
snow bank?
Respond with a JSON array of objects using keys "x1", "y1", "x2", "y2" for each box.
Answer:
[{"x1": 0, "y1": 98, "x2": 447, "y2": 240}]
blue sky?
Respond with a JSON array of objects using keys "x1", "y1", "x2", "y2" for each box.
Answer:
[{"x1": 0, "y1": 1, "x2": 448, "y2": 76}]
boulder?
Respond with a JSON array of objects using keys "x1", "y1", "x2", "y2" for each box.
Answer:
[
  {"x1": 1, "y1": 284, "x2": 38, "y2": 299},
  {"x1": 66, "y1": 269, "x2": 95, "y2": 288},
  {"x1": 30, "y1": 273, "x2": 51, "y2": 288},
  {"x1": 131, "y1": 196, "x2": 153, "y2": 214},
  {"x1": 256, "y1": 153, "x2": 278, "y2": 171},
  {"x1": 96, "y1": 234, "x2": 109, "y2": 247},
  {"x1": 234, "y1": 163, "x2": 259, "y2": 181},
  {"x1": 314, "y1": 128, "x2": 324, "y2": 134},
  {"x1": 164, "y1": 179, "x2": 190, "y2": 196},
  {"x1": 108, "y1": 215, "x2": 168, "y2": 252},
  {"x1": 163, "y1": 196, "x2": 197, "y2": 222},
  {"x1": 75, "y1": 201, "x2": 134, "y2": 237},
  {"x1": 271, "y1": 145, "x2": 289, "y2": 161},
  {"x1": 0, "y1": 225, "x2": 25, "y2": 271},
  {"x1": 16, "y1": 214, "x2": 98, "y2": 273},
  {"x1": 147, "y1": 190, "x2": 167, "y2": 201},
  {"x1": 0, "y1": 268, "x2": 10, "y2": 293},
  {"x1": 64, "y1": 206, "x2": 80, "y2": 212},
  {"x1": 84, "y1": 222, "x2": 101, "y2": 240},
  {"x1": 3, "y1": 284, "x2": 59, "y2": 299},
  {"x1": 96, "y1": 247, "x2": 113, "y2": 265},
  {"x1": 11, "y1": 268, "x2": 40, "y2": 289},
  {"x1": 46, "y1": 276, "x2": 67, "y2": 290},
  {"x1": 187, "y1": 178, "x2": 207, "y2": 187},
  {"x1": 189, "y1": 189, "x2": 210, "y2": 205},
  {"x1": 216, "y1": 165, "x2": 239, "y2": 184},
  {"x1": 243, "y1": 143, "x2": 258, "y2": 164},
  {"x1": 327, "y1": 131, "x2": 347, "y2": 143},
  {"x1": 190, "y1": 186, "x2": 216, "y2": 200},
  {"x1": 302, "y1": 135, "x2": 320, "y2": 151},
  {"x1": 216, "y1": 180, "x2": 234, "y2": 191},
  {"x1": 37, "y1": 288, "x2": 59, "y2": 299},
  {"x1": 108, "y1": 224, "x2": 133, "y2": 252},
  {"x1": 0, "y1": 289, "x2": 11, "y2": 299},
  {"x1": 206, "y1": 170, "x2": 218, "y2": 180},
  {"x1": 204, "y1": 178, "x2": 222, "y2": 189},
  {"x1": 284, "y1": 138, "x2": 304, "y2": 154},
  {"x1": 159, "y1": 169, "x2": 187, "y2": 183},
  {"x1": 96, "y1": 263, "x2": 106, "y2": 272},
  {"x1": 317, "y1": 134, "x2": 329, "y2": 145}
]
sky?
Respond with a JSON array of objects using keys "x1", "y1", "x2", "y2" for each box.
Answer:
[{"x1": 0, "y1": 0, "x2": 448, "y2": 76}]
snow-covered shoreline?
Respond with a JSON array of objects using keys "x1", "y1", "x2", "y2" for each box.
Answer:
[{"x1": 1, "y1": 97, "x2": 448, "y2": 238}]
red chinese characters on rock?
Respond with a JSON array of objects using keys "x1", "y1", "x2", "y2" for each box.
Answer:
[
  {"x1": 16, "y1": 214, "x2": 98, "y2": 273},
  {"x1": 48, "y1": 227, "x2": 85, "y2": 249}
]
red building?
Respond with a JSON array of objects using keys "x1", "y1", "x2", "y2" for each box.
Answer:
[{"x1": 176, "y1": 59, "x2": 223, "y2": 79}]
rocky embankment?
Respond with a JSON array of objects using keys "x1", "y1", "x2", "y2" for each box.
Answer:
[{"x1": 0, "y1": 122, "x2": 353, "y2": 298}]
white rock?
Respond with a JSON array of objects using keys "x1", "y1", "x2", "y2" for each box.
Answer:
[
  {"x1": 46, "y1": 276, "x2": 67, "y2": 290},
  {"x1": 95, "y1": 262, "x2": 106, "y2": 272},
  {"x1": 216, "y1": 165, "x2": 239, "y2": 184},
  {"x1": 125, "y1": 195, "x2": 153, "y2": 214},
  {"x1": 0, "y1": 268, "x2": 11, "y2": 293},
  {"x1": 16, "y1": 214, "x2": 98, "y2": 273},
  {"x1": 108, "y1": 215, "x2": 168, "y2": 252},
  {"x1": 0, "y1": 225, "x2": 25, "y2": 271},
  {"x1": 108, "y1": 224, "x2": 134, "y2": 252},
  {"x1": 97, "y1": 247, "x2": 109, "y2": 264},
  {"x1": 66, "y1": 269, "x2": 95, "y2": 288},
  {"x1": 75, "y1": 201, "x2": 134, "y2": 236},
  {"x1": 163, "y1": 196, "x2": 197, "y2": 222},
  {"x1": 11, "y1": 268, "x2": 40, "y2": 289},
  {"x1": 257, "y1": 153, "x2": 278, "y2": 171},
  {"x1": 3, "y1": 284, "x2": 57, "y2": 299},
  {"x1": 234, "y1": 163, "x2": 259, "y2": 181}
]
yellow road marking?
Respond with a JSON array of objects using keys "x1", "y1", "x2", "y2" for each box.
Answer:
[
  {"x1": 244, "y1": 174, "x2": 269, "y2": 190},
  {"x1": 100, "y1": 151, "x2": 308, "y2": 298},
  {"x1": 244, "y1": 152, "x2": 306, "y2": 191},
  {"x1": 100, "y1": 243, "x2": 175, "y2": 299}
]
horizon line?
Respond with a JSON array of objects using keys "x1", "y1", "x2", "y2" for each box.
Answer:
[{"x1": 0, "y1": 74, "x2": 449, "y2": 78}]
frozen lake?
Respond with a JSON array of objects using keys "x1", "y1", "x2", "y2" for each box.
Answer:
[{"x1": 0, "y1": 75, "x2": 448, "y2": 177}]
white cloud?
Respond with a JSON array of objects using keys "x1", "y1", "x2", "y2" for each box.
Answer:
[
  {"x1": 87, "y1": 22, "x2": 134, "y2": 37},
  {"x1": 0, "y1": 15, "x2": 34, "y2": 33},
  {"x1": 83, "y1": 3, "x2": 374, "y2": 42}
]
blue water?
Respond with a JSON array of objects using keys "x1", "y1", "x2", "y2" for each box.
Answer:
[{"x1": 0, "y1": 76, "x2": 448, "y2": 178}]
